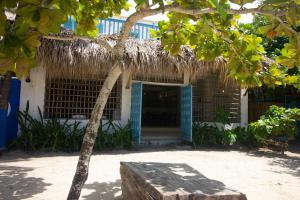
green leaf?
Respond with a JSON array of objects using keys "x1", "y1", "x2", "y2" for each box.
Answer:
[
  {"x1": 4, "y1": 0, "x2": 17, "y2": 8},
  {"x1": 286, "y1": 6, "x2": 297, "y2": 26},
  {"x1": 0, "y1": 11, "x2": 6, "y2": 35},
  {"x1": 263, "y1": 0, "x2": 291, "y2": 5},
  {"x1": 24, "y1": 32, "x2": 41, "y2": 48},
  {"x1": 208, "y1": 0, "x2": 227, "y2": 20},
  {"x1": 229, "y1": 0, "x2": 255, "y2": 5}
]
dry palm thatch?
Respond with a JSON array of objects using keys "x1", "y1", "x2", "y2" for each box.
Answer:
[{"x1": 37, "y1": 32, "x2": 230, "y2": 83}]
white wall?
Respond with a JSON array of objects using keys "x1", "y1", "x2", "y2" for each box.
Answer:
[
  {"x1": 120, "y1": 69, "x2": 131, "y2": 126},
  {"x1": 19, "y1": 67, "x2": 131, "y2": 129},
  {"x1": 20, "y1": 66, "x2": 46, "y2": 119},
  {"x1": 184, "y1": 70, "x2": 190, "y2": 85},
  {"x1": 19, "y1": 68, "x2": 249, "y2": 128},
  {"x1": 240, "y1": 88, "x2": 248, "y2": 127}
]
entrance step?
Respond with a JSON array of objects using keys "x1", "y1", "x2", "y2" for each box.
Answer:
[
  {"x1": 141, "y1": 136, "x2": 182, "y2": 146},
  {"x1": 142, "y1": 127, "x2": 180, "y2": 137}
]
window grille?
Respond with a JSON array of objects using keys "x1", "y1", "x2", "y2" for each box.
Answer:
[
  {"x1": 44, "y1": 77, "x2": 121, "y2": 120},
  {"x1": 192, "y1": 74, "x2": 241, "y2": 123}
]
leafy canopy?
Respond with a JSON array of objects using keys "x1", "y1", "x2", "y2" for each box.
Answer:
[
  {"x1": 239, "y1": 14, "x2": 300, "y2": 89},
  {"x1": 249, "y1": 105, "x2": 300, "y2": 140},
  {"x1": 155, "y1": 0, "x2": 300, "y2": 88},
  {"x1": 0, "y1": 0, "x2": 129, "y2": 75},
  {"x1": 0, "y1": 0, "x2": 300, "y2": 90}
]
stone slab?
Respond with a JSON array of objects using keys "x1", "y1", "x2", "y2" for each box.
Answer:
[{"x1": 120, "y1": 162, "x2": 247, "y2": 200}]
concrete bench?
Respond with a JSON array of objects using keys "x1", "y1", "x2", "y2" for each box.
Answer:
[{"x1": 120, "y1": 162, "x2": 247, "y2": 200}]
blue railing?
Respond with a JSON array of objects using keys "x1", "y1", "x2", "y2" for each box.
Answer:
[{"x1": 63, "y1": 16, "x2": 158, "y2": 40}]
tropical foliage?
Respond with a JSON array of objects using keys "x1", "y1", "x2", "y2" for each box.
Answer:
[
  {"x1": 154, "y1": 0, "x2": 300, "y2": 88},
  {"x1": 11, "y1": 103, "x2": 132, "y2": 152},
  {"x1": 193, "y1": 105, "x2": 300, "y2": 148},
  {"x1": 0, "y1": 0, "x2": 129, "y2": 75},
  {"x1": 248, "y1": 105, "x2": 300, "y2": 144},
  {"x1": 0, "y1": 0, "x2": 299, "y2": 90},
  {"x1": 239, "y1": 15, "x2": 300, "y2": 89},
  {"x1": 192, "y1": 107, "x2": 239, "y2": 148},
  {"x1": 2, "y1": 1, "x2": 300, "y2": 199}
]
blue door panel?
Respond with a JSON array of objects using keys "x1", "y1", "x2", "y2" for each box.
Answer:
[
  {"x1": 180, "y1": 85, "x2": 192, "y2": 142},
  {"x1": 130, "y1": 82, "x2": 143, "y2": 144},
  {"x1": 6, "y1": 78, "x2": 21, "y2": 143},
  {"x1": 0, "y1": 77, "x2": 21, "y2": 149}
]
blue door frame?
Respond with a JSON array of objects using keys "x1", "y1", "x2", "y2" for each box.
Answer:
[
  {"x1": 0, "y1": 77, "x2": 21, "y2": 150},
  {"x1": 180, "y1": 85, "x2": 193, "y2": 142},
  {"x1": 130, "y1": 82, "x2": 143, "y2": 144},
  {"x1": 130, "y1": 82, "x2": 193, "y2": 144}
]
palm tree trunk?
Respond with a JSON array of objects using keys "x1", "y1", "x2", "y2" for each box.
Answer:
[
  {"x1": 67, "y1": 64, "x2": 122, "y2": 200},
  {"x1": 0, "y1": 71, "x2": 13, "y2": 110}
]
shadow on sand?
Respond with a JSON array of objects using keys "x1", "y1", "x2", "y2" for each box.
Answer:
[
  {"x1": 247, "y1": 148, "x2": 300, "y2": 178},
  {"x1": 80, "y1": 162, "x2": 244, "y2": 200},
  {"x1": 82, "y1": 180, "x2": 122, "y2": 200},
  {"x1": 0, "y1": 165, "x2": 51, "y2": 200}
]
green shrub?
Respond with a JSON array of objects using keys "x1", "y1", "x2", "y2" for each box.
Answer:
[
  {"x1": 12, "y1": 102, "x2": 85, "y2": 152},
  {"x1": 94, "y1": 120, "x2": 132, "y2": 151},
  {"x1": 193, "y1": 107, "x2": 253, "y2": 148},
  {"x1": 192, "y1": 123, "x2": 219, "y2": 148},
  {"x1": 192, "y1": 122, "x2": 238, "y2": 148},
  {"x1": 248, "y1": 105, "x2": 300, "y2": 146},
  {"x1": 11, "y1": 102, "x2": 132, "y2": 152},
  {"x1": 234, "y1": 126, "x2": 255, "y2": 146},
  {"x1": 220, "y1": 129, "x2": 237, "y2": 146}
]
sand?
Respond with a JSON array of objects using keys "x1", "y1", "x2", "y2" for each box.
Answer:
[{"x1": 0, "y1": 148, "x2": 299, "y2": 200}]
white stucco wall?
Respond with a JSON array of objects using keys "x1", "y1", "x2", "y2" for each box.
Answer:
[
  {"x1": 19, "y1": 67, "x2": 131, "y2": 129},
  {"x1": 19, "y1": 68, "x2": 249, "y2": 128},
  {"x1": 120, "y1": 69, "x2": 131, "y2": 126},
  {"x1": 240, "y1": 88, "x2": 248, "y2": 127},
  {"x1": 20, "y1": 66, "x2": 46, "y2": 119}
]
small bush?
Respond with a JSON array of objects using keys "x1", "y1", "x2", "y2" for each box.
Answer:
[
  {"x1": 94, "y1": 120, "x2": 132, "y2": 151},
  {"x1": 220, "y1": 129, "x2": 237, "y2": 146},
  {"x1": 11, "y1": 102, "x2": 132, "y2": 152},
  {"x1": 192, "y1": 123, "x2": 219, "y2": 148},
  {"x1": 248, "y1": 105, "x2": 300, "y2": 146},
  {"x1": 193, "y1": 105, "x2": 300, "y2": 149},
  {"x1": 11, "y1": 102, "x2": 85, "y2": 152},
  {"x1": 193, "y1": 107, "x2": 251, "y2": 148},
  {"x1": 234, "y1": 127, "x2": 255, "y2": 146}
]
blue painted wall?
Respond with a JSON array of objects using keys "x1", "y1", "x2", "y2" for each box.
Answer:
[
  {"x1": 0, "y1": 109, "x2": 7, "y2": 150},
  {"x1": 64, "y1": 17, "x2": 158, "y2": 40},
  {"x1": 6, "y1": 78, "x2": 21, "y2": 143},
  {"x1": 0, "y1": 78, "x2": 21, "y2": 150}
]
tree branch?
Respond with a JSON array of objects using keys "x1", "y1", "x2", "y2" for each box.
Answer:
[
  {"x1": 96, "y1": 38, "x2": 113, "y2": 51},
  {"x1": 272, "y1": 15, "x2": 299, "y2": 36},
  {"x1": 113, "y1": 3, "x2": 287, "y2": 54},
  {"x1": 165, "y1": 5, "x2": 285, "y2": 17},
  {"x1": 45, "y1": 3, "x2": 292, "y2": 56}
]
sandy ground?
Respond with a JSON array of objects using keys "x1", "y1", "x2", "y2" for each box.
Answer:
[{"x1": 0, "y1": 147, "x2": 300, "y2": 200}]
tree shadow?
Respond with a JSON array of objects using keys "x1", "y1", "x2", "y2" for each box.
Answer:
[
  {"x1": 0, "y1": 165, "x2": 51, "y2": 200},
  {"x1": 82, "y1": 180, "x2": 122, "y2": 200},
  {"x1": 121, "y1": 162, "x2": 246, "y2": 199},
  {"x1": 247, "y1": 150, "x2": 300, "y2": 178},
  {"x1": 288, "y1": 140, "x2": 300, "y2": 154}
]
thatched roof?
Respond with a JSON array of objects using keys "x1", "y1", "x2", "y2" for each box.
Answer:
[{"x1": 37, "y1": 33, "x2": 228, "y2": 82}]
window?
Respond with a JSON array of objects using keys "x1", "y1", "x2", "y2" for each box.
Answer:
[
  {"x1": 44, "y1": 76, "x2": 121, "y2": 120},
  {"x1": 192, "y1": 74, "x2": 241, "y2": 123}
]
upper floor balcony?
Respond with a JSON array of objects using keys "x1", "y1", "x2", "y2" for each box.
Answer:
[{"x1": 63, "y1": 17, "x2": 159, "y2": 40}]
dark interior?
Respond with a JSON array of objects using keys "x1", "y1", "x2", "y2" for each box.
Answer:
[{"x1": 142, "y1": 84, "x2": 180, "y2": 127}]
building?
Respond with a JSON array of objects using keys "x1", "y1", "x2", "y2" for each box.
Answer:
[{"x1": 19, "y1": 18, "x2": 248, "y2": 145}]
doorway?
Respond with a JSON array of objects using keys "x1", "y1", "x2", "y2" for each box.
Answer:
[
  {"x1": 141, "y1": 84, "x2": 180, "y2": 138},
  {"x1": 130, "y1": 82, "x2": 192, "y2": 144}
]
